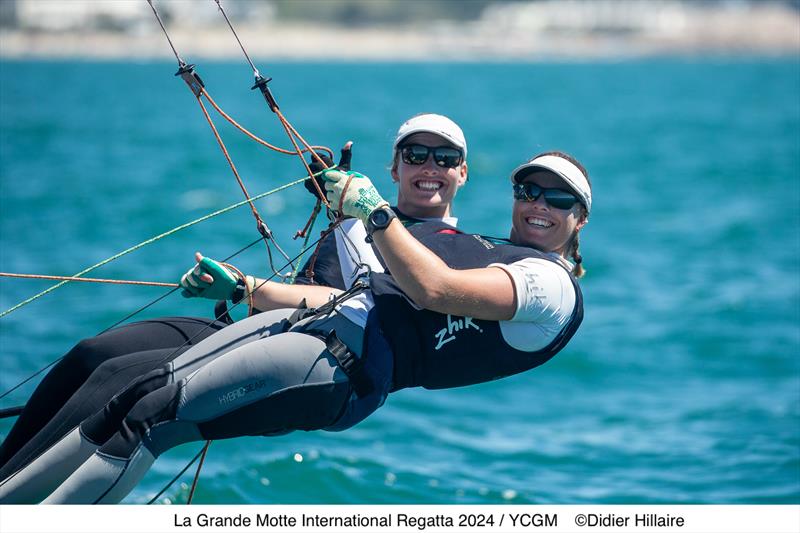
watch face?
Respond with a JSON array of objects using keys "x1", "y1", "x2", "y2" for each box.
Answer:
[{"x1": 372, "y1": 209, "x2": 390, "y2": 225}]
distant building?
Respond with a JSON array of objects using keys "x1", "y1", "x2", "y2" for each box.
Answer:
[{"x1": 2, "y1": 0, "x2": 275, "y2": 32}]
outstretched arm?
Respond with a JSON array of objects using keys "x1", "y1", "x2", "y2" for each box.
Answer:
[
  {"x1": 179, "y1": 252, "x2": 342, "y2": 311},
  {"x1": 247, "y1": 275, "x2": 342, "y2": 311}
]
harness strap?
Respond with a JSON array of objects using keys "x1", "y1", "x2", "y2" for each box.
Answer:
[
  {"x1": 324, "y1": 330, "x2": 374, "y2": 398},
  {"x1": 280, "y1": 283, "x2": 374, "y2": 397},
  {"x1": 283, "y1": 280, "x2": 370, "y2": 332},
  {"x1": 284, "y1": 299, "x2": 313, "y2": 329}
]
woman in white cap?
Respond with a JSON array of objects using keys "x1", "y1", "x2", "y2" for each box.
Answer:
[
  {"x1": 0, "y1": 150, "x2": 591, "y2": 504},
  {"x1": 294, "y1": 112, "x2": 468, "y2": 288},
  {"x1": 0, "y1": 114, "x2": 469, "y2": 489}
]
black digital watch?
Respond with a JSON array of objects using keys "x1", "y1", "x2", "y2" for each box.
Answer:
[{"x1": 365, "y1": 206, "x2": 397, "y2": 243}]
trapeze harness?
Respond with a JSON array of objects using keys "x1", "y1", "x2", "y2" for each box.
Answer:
[{"x1": 301, "y1": 219, "x2": 585, "y2": 402}]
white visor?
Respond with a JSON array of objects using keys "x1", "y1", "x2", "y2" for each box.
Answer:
[
  {"x1": 393, "y1": 113, "x2": 467, "y2": 158},
  {"x1": 510, "y1": 154, "x2": 591, "y2": 214}
]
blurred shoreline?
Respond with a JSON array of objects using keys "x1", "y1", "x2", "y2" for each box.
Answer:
[{"x1": 1, "y1": 1, "x2": 798, "y2": 61}]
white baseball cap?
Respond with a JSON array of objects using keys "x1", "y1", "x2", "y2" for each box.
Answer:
[
  {"x1": 510, "y1": 153, "x2": 592, "y2": 214},
  {"x1": 393, "y1": 113, "x2": 467, "y2": 157}
]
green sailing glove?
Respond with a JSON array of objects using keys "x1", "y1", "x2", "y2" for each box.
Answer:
[
  {"x1": 179, "y1": 256, "x2": 239, "y2": 300},
  {"x1": 322, "y1": 169, "x2": 389, "y2": 224}
]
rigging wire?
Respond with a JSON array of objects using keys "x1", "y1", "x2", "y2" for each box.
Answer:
[
  {"x1": 211, "y1": 0, "x2": 332, "y2": 201},
  {"x1": 213, "y1": 0, "x2": 260, "y2": 78},
  {"x1": 206, "y1": 1, "x2": 372, "y2": 280},
  {"x1": 1, "y1": 0, "x2": 341, "y2": 402},
  {"x1": 146, "y1": 446, "x2": 205, "y2": 505},
  {"x1": 145, "y1": 0, "x2": 186, "y2": 66},
  {"x1": 146, "y1": 0, "x2": 316, "y2": 281}
]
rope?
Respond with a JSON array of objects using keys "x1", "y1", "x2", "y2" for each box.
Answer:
[
  {"x1": 190, "y1": 91, "x2": 301, "y2": 276},
  {"x1": 206, "y1": 0, "x2": 333, "y2": 210},
  {"x1": 290, "y1": 201, "x2": 321, "y2": 283},
  {"x1": 201, "y1": 86, "x2": 332, "y2": 159},
  {"x1": 0, "y1": 273, "x2": 177, "y2": 288},
  {"x1": 194, "y1": 94, "x2": 263, "y2": 230},
  {"x1": 175, "y1": 2, "x2": 346, "y2": 498},
  {"x1": 0, "y1": 237, "x2": 265, "y2": 405},
  {"x1": 0, "y1": 177, "x2": 306, "y2": 318},
  {"x1": 187, "y1": 440, "x2": 212, "y2": 504}
]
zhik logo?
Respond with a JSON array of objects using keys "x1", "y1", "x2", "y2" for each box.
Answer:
[{"x1": 434, "y1": 314, "x2": 483, "y2": 350}]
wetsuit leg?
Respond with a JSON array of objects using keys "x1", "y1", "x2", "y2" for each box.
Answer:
[
  {"x1": 0, "y1": 317, "x2": 225, "y2": 468},
  {"x1": 0, "y1": 309, "x2": 294, "y2": 503},
  {"x1": 0, "y1": 346, "x2": 190, "y2": 482},
  {"x1": 44, "y1": 329, "x2": 351, "y2": 504}
]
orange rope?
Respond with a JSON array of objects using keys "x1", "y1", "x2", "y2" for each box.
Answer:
[
  {"x1": 187, "y1": 440, "x2": 211, "y2": 504},
  {"x1": 274, "y1": 110, "x2": 332, "y2": 210},
  {"x1": 0, "y1": 272, "x2": 177, "y2": 287},
  {"x1": 278, "y1": 110, "x2": 329, "y2": 166},
  {"x1": 195, "y1": 86, "x2": 337, "y2": 248},
  {"x1": 202, "y1": 91, "x2": 333, "y2": 160},
  {"x1": 195, "y1": 93, "x2": 261, "y2": 223}
]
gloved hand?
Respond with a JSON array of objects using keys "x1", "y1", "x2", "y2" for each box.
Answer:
[
  {"x1": 179, "y1": 252, "x2": 239, "y2": 300},
  {"x1": 321, "y1": 169, "x2": 389, "y2": 224},
  {"x1": 304, "y1": 142, "x2": 353, "y2": 201}
]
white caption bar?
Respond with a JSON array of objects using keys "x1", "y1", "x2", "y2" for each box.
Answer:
[{"x1": 1, "y1": 504, "x2": 798, "y2": 533}]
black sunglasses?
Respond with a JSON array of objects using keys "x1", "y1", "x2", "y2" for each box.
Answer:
[
  {"x1": 399, "y1": 144, "x2": 464, "y2": 168},
  {"x1": 513, "y1": 182, "x2": 580, "y2": 210}
]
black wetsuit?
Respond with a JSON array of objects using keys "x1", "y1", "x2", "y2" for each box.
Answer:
[{"x1": 0, "y1": 318, "x2": 227, "y2": 478}]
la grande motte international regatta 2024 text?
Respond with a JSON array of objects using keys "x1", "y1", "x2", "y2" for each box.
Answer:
[{"x1": 173, "y1": 512, "x2": 559, "y2": 529}]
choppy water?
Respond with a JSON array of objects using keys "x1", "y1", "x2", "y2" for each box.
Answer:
[{"x1": 0, "y1": 58, "x2": 798, "y2": 504}]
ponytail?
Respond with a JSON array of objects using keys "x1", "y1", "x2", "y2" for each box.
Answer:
[{"x1": 570, "y1": 231, "x2": 585, "y2": 278}]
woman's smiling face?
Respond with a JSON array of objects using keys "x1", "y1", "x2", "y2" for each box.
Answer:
[
  {"x1": 392, "y1": 132, "x2": 467, "y2": 219},
  {"x1": 510, "y1": 170, "x2": 587, "y2": 254}
]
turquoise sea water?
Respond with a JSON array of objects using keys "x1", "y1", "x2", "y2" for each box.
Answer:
[{"x1": 0, "y1": 58, "x2": 798, "y2": 504}]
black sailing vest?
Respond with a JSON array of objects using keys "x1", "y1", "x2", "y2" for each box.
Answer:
[{"x1": 368, "y1": 222, "x2": 584, "y2": 391}]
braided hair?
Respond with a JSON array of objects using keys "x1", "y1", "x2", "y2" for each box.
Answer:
[{"x1": 535, "y1": 151, "x2": 591, "y2": 278}]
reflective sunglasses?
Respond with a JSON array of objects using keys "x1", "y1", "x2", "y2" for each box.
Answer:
[
  {"x1": 513, "y1": 182, "x2": 580, "y2": 210},
  {"x1": 399, "y1": 144, "x2": 464, "y2": 168}
]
